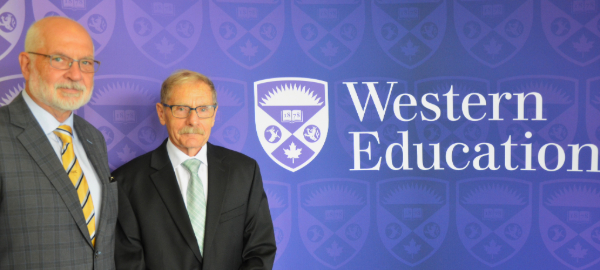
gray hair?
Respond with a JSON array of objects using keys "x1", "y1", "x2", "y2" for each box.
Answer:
[{"x1": 160, "y1": 70, "x2": 216, "y2": 104}]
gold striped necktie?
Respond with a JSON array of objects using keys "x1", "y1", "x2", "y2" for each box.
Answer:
[{"x1": 54, "y1": 125, "x2": 96, "y2": 247}]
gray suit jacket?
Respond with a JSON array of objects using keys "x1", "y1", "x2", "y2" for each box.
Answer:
[{"x1": 0, "y1": 93, "x2": 117, "y2": 269}]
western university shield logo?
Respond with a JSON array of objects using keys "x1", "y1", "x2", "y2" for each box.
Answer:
[
  {"x1": 0, "y1": 0, "x2": 24, "y2": 61},
  {"x1": 455, "y1": 0, "x2": 533, "y2": 67},
  {"x1": 263, "y1": 181, "x2": 291, "y2": 262},
  {"x1": 415, "y1": 77, "x2": 490, "y2": 167},
  {"x1": 0, "y1": 74, "x2": 24, "y2": 107},
  {"x1": 33, "y1": 0, "x2": 116, "y2": 55},
  {"x1": 457, "y1": 178, "x2": 532, "y2": 267},
  {"x1": 377, "y1": 178, "x2": 449, "y2": 266},
  {"x1": 209, "y1": 0, "x2": 284, "y2": 69},
  {"x1": 255, "y1": 78, "x2": 328, "y2": 172},
  {"x1": 587, "y1": 77, "x2": 600, "y2": 147},
  {"x1": 208, "y1": 78, "x2": 248, "y2": 152},
  {"x1": 371, "y1": 0, "x2": 446, "y2": 69},
  {"x1": 497, "y1": 76, "x2": 577, "y2": 168},
  {"x1": 334, "y1": 78, "x2": 409, "y2": 169},
  {"x1": 123, "y1": 0, "x2": 202, "y2": 67},
  {"x1": 542, "y1": 0, "x2": 600, "y2": 66},
  {"x1": 540, "y1": 179, "x2": 600, "y2": 270},
  {"x1": 83, "y1": 75, "x2": 166, "y2": 170},
  {"x1": 298, "y1": 179, "x2": 369, "y2": 269},
  {"x1": 291, "y1": 0, "x2": 365, "y2": 69}
]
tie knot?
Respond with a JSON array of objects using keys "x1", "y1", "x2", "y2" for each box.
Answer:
[
  {"x1": 182, "y1": 159, "x2": 201, "y2": 175},
  {"x1": 53, "y1": 125, "x2": 73, "y2": 143}
]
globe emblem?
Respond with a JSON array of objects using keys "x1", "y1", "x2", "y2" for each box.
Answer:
[
  {"x1": 176, "y1": 20, "x2": 194, "y2": 38},
  {"x1": 548, "y1": 124, "x2": 568, "y2": 142},
  {"x1": 0, "y1": 12, "x2": 16, "y2": 33},
  {"x1": 424, "y1": 124, "x2": 441, "y2": 141},
  {"x1": 87, "y1": 14, "x2": 107, "y2": 34},
  {"x1": 420, "y1": 22, "x2": 438, "y2": 40},
  {"x1": 385, "y1": 223, "x2": 402, "y2": 240},
  {"x1": 551, "y1": 17, "x2": 570, "y2": 37},
  {"x1": 222, "y1": 126, "x2": 240, "y2": 144},
  {"x1": 423, "y1": 222, "x2": 440, "y2": 239},
  {"x1": 307, "y1": 225, "x2": 324, "y2": 242},
  {"x1": 504, "y1": 223, "x2": 522, "y2": 240},
  {"x1": 591, "y1": 227, "x2": 600, "y2": 244},
  {"x1": 381, "y1": 23, "x2": 398, "y2": 41},
  {"x1": 506, "y1": 123, "x2": 525, "y2": 141},
  {"x1": 138, "y1": 126, "x2": 156, "y2": 145},
  {"x1": 463, "y1": 21, "x2": 481, "y2": 39},
  {"x1": 340, "y1": 23, "x2": 357, "y2": 41},
  {"x1": 219, "y1": 22, "x2": 237, "y2": 40},
  {"x1": 548, "y1": 224, "x2": 566, "y2": 242},
  {"x1": 345, "y1": 223, "x2": 362, "y2": 241},
  {"x1": 134, "y1": 17, "x2": 152, "y2": 37},
  {"x1": 301, "y1": 23, "x2": 318, "y2": 41},
  {"x1": 98, "y1": 126, "x2": 114, "y2": 145},
  {"x1": 504, "y1": 19, "x2": 524, "y2": 38},
  {"x1": 383, "y1": 124, "x2": 400, "y2": 141},
  {"x1": 463, "y1": 123, "x2": 481, "y2": 141},
  {"x1": 303, "y1": 125, "x2": 320, "y2": 143},
  {"x1": 465, "y1": 222, "x2": 482, "y2": 239},
  {"x1": 259, "y1": 23, "x2": 276, "y2": 41},
  {"x1": 264, "y1": 125, "x2": 281, "y2": 144},
  {"x1": 274, "y1": 227, "x2": 284, "y2": 244}
]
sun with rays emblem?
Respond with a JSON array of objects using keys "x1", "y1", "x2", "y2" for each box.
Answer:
[
  {"x1": 266, "y1": 189, "x2": 286, "y2": 209},
  {"x1": 91, "y1": 82, "x2": 156, "y2": 106},
  {"x1": 382, "y1": 183, "x2": 443, "y2": 205},
  {"x1": 260, "y1": 84, "x2": 323, "y2": 106},
  {"x1": 216, "y1": 86, "x2": 242, "y2": 106},
  {"x1": 510, "y1": 82, "x2": 572, "y2": 104},
  {"x1": 0, "y1": 83, "x2": 24, "y2": 106},
  {"x1": 304, "y1": 185, "x2": 364, "y2": 206},
  {"x1": 546, "y1": 185, "x2": 600, "y2": 207},
  {"x1": 461, "y1": 184, "x2": 526, "y2": 205}
]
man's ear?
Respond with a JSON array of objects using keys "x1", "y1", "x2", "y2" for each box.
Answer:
[
  {"x1": 156, "y1": 103, "x2": 167, "y2": 125},
  {"x1": 18, "y1": 52, "x2": 31, "y2": 80}
]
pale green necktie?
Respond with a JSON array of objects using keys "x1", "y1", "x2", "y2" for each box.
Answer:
[{"x1": 182, "y1": 159, "x2": 207, "y2": 256}]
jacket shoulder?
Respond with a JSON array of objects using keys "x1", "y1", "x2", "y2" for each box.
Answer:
[{"x1": 210, "y1": 143, "x2": 257, "y2": 167}]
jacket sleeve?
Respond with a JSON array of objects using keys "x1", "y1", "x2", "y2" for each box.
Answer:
[
  {"x1": 115, "y1": 184, "x2": 147, "y2": 270},
  {"x1": 240, "y1": 162, "x2": 277, "y2": 270}
]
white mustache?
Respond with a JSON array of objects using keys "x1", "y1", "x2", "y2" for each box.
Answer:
[
  {"x1": 55, "y1": 82, "x2": 87, "y2": 96},
  {"x1": 179, "y1": 126, "x2": 205, "y2": 135}
]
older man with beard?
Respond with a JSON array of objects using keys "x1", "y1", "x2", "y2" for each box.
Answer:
[{"x1": 0, "y1": 17, "x2": 117, "y2": 269}]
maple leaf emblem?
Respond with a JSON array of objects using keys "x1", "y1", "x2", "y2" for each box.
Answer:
[
  {"x1": 240, "y1": 40, "x2": 258, "y2": 60},
  {"x1": 484, "y1": 239, "x2": 502, "y2": 259},
  {"x1": 401, "y1": 40, "x2": 419, "y2": 60},
  {"x1": 283, "y1": 142, "x2": 302, "y2": 163},
  {"x1": 568, "y1": 242, "x2": 588, "y2": 262},
  {"x1": 404, "y1": 238, "x2": 421, "y2": 258},
  {"x1": 484, "y1": 38, "x2": 502, "y2": 59},
  {"x1": 156, "y1": 37, "x2": 174, "y2": 59},
  {"x1": 326, "y1": 241, "x2": 343, "y2": 262},
  {"x1": 117, "y1": 144, "x2": 137, "y2": 163},
  {"x1": 573, "y1": 35, "x2": 594, "y2": 58},
  {"x1": 321, "y1": 41, "x2": 338, "y2": 60}
]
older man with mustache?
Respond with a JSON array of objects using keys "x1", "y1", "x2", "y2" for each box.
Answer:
[
  {"x1": 113, "y1": 70, "x2": 276, "y2": 270},
  {"x1": 0, "y1": 17, "x2": 117, "y2": 269}
]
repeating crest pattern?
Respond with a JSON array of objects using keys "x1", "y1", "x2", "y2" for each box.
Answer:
[
  {"x1": 0, "y1": 0, "x2": 24, "y2": 62},
  {"x1": 0, "y1": 74, "x2": 24, "y2": 107},
  {"x1": 263, "y1": 181, "x2": 292, "y2": 262},
  {"x1": 586, "y1": 77, "x2": 600, "y2": 148},
  {"x1": 208, "y1": 78, "x2": 248, "y2": 152}
]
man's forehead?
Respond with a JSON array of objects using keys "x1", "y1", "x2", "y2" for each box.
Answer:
[{"x1": 169, "y1": 83, "x2": 212, "y2": 100}]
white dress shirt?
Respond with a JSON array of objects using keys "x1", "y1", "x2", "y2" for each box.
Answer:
[
  {"x1": 166, "y1": 138, "x2": 208, "y2": 208},
  {"x1": 23, "y1": 90, "x2": 102, "y2": 230}
]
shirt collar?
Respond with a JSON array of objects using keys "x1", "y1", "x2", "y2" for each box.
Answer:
[
  {"x1": 22, "y1": 89, "x2": 74, "y2": 136},
  {"x1": 166, "y1": 138, "x2": 208, "y2": 168}
]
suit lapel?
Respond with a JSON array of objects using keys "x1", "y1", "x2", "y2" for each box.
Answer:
[
  {"x1": 203, "y1": 143, "x2": 230, "y2": 253},
  {"x1": 9, "y1": 94, "x2": 93, "y2": 247},
  {"x1": 149, "y1": 141, "x2": 203, "y2": 263}
]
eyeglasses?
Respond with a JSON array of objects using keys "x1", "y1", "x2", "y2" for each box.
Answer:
[
  {"x1": 28, "y1": 52, "x2": 101, "y2": 73},
  {"x1": 162, "y1": 104, "x2": 218, "y2": 119}
]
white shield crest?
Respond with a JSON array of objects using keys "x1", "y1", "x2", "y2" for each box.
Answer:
[
  {"x1": 541, "y1": 0, "x2": 600, "y2": 66},
  {"x1": 457, "y1": 178, "x2": 532, "y2": 267},
  {"x1": 540, "y1": 179, "x2": 600, "y2": 270},
  {"x1": 586, "y1": 77, "x2": 600, "y2": 147},
  {"x1": 415, "y1": 77, "x2": 490, "y2": 167},
  {"x1": 334, "y1": 78, "x2": 409, "y2": 169},
  {"x1": 0, "y1": 0, "x2": 24, "y2": 61},
  {"x1": 377, "y1": 177, "x2": 449, "y2": 266},
  {"x1": 263, "y1": 181, "x2": 292, "y2": 262},
  {"x1": 0, "y1": 74, "x2": 24, "y2": 107},
  {"x1": 455, "y1": 0, "x2": 533, "y2": 67},
  {"x1": 255, "y1": 77, "x2": 328, "y2": 172},
  {"x1": 291, "y1": 0, "x2": 365, "y2": 70},
  {"x1": 298, "y1": 178, "x2": 369, "y2": 269},
  {"x1": 497, "y1": 76, "x2": 578, "y2": 168},
  {"x1": 372, "y1": 0, "x2": 447, "y2": 69},
  {"x1": 33, "y1": 0, "x2": 116, "y2": 55},
  {"x1": 208, "y1": 78, "x2": 248, "y2": 152},
  {"x1": 123, "y1": 0, "x2": 202, "y2": 67},
  {"x1": 82, "y1": 75, "x2": 166, "y2": 170},
  {"x1": 209, "y1": 0, "x2": 284, "y2": 69}
]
